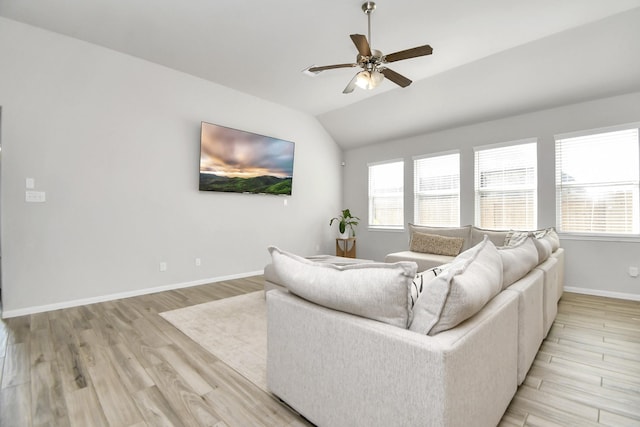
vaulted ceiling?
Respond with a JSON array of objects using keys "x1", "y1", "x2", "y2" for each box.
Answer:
[{"x1": 2, "y1": 0, "x2": 640, "y2": 148}]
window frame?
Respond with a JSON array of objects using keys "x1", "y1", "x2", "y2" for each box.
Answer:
[
  {"x1": 413, "y1": 150, "x2": 460, "y2": 227},
  {"x1": 367, "y1": 159, "x2": 405, "y2": 231},
  {"x1": 473, "y1": 138, "x2": 538, "y2": 230},
  {"x1": 554, "y1": 122, "x2": 640, "y2": 239}
]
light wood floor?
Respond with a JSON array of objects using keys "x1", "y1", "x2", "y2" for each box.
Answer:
[{"x1": 1, "y1": 278, "x2": 639, "y2": 427}]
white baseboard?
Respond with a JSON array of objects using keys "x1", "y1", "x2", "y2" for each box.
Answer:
[
  {"x1": 564, "y1": 286, "x2": 640, "y2": 302},
  {"x1": 1, "y1": 270, "x2": 264, "y2": 319}
]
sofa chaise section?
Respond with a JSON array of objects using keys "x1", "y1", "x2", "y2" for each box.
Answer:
[{"x1": 267, "y1": 289, "x2": 519, "y2": 427}]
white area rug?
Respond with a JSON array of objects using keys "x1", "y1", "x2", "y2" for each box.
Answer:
[{"x1": 159, "y1": 291, "x2": 268, "y2": 393}]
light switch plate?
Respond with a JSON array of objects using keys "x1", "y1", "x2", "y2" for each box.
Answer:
[{"x1": 26, "y1": 178, "x2": 35, "y2": 189}]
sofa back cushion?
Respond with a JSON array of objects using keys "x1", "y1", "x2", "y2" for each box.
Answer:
[
  {"x1": 268, "y1": 246, "x2": 417, "y2": 328},
  {"x1": 408, "y1": 224, "x2": 472, "y2": 251},
  {"x1": 410, "y1": 232, "x2": 464, "y2": 256},
  {"x1": 470, "y1": 226, "x2": 509, "y2": 247},
  {"x1": 498, "y1": 237, "x2": 539, "y2": 289},
  {"x1": 408, "y1": 237, "x2": 503, "y2": 335}
]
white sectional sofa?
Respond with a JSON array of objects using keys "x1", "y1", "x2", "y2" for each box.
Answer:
[
  {"x1": 387, "y1": 224, "x2": 564, "y2": 336},
  {"x1": 265, "y1": 226, "x2": 563, "y2": 427}
]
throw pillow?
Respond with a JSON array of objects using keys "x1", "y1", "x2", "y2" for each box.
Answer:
[
  {"x1": 497, "y1": 237, "x2": 539, "y2": 289},
  {"x1": 506, "y1": 227, "x2": 560, "y2": 252},
  {"x1": 410, "y1": 264, "x2": 450, "y2": 309},
  {"x1": 410, "y1": 232, "x2": 464, "y2": 256},
  {"x1": 535, "y1": 228, "x2": 560, "y2": 252},
  {"x1": 408, "y1": 237, "x2": 503, "y2": 335},
  {"x1": 532, "y1": 237, "x2": 552, "y2": 263},
  {"x1": 408, "y1": 224, "x2": 472, "y2": 252},
  {"x1": 268, "y1": 246, "x2": 417, "y2": 328},
  {"x1": 504, "y1": 230, "x2": 530, "y2": 247}
]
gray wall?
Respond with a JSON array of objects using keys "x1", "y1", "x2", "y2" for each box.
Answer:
[
  {"x1": 0, "y1": 18, "x2": 343, "y2": 316},
  {"x1": 344, "y1": 91, "x2": 640, "y2": 299}
]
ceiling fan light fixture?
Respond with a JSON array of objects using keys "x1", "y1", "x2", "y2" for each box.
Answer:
[
  {"x1": 355, "y1": 69, "x2": 384, "y2": 90},
  {"x1": 370, "y1": 69, "x2": 384, "y2": 87},
  {"x1": 355, "y1": 70, "x2": 372, "y2": 89}
]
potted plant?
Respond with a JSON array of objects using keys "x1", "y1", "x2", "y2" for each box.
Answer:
[{"x1": 330, "y1": 209, "x2": 360, "y2": 239}]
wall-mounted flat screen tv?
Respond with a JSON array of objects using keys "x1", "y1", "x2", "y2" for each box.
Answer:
[{"x1": 199, "y1": 122, "x2": 295, "y2": 195}]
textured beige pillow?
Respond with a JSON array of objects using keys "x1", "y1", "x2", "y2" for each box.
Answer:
[
  {"x1": 410, "y1": 232, "x2": 464, "y2": 256},
  {"x1": 268, "y1": 246, "x2": 417, "y2": 328},
  {"x1": 409, "y1": 237, "x2": 503, "y2": 335},
  {"x1": 408, "y1": 224, "x2": 472, "y2": 251}
]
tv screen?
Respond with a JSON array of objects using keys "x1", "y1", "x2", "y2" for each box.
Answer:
[{"x1": 199, "y1": 122, "x2": 295, "y2": 195}]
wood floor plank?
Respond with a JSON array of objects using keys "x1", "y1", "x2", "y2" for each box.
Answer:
[
  {"x1": 105, "y1": 341, "x2": 155, "y2": 394},
  {"x1": 86, "y1": 359, "x2": 144, "y2": 427},
  {"x1": 132, "y1": 385, "x2": 188, "y2": 427},
  {"x1": 145, "y1": 361, "x2": 224, "y2": 427},
  {"x1": 64, "y1": 387, "x2": 109, "y2": 427},
  {"x1": 1, "y1": 342, "x2": 30, "y2": 389},
  {"x1": 0, "y1": 382, "x2": 32, "y2": 427},
  {"x1": 30, "y1": 360, "x2": 70, "y2": 427}
]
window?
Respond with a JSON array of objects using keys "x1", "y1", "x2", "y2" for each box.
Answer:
[
  {"x1": 368, "y1": 160, "x2": 404, "y2": 228},
  {"x1": 414, "y1": 152, "x2": 460, "y2": 226},
  {"x1": 555, "y1": 125, "x2": 640, "y2": 235},
  {"x1": 474, "y1": 140, "x2": 537, "y2": 229}
]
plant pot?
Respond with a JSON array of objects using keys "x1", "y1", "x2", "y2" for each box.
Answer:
[{"x1": 338, "y1": 230, "x2": 350, "y2": 239}]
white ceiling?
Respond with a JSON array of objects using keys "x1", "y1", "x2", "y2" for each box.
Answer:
[{"x1": 2, "y1": 0, "x2": 640, "y2": 148}]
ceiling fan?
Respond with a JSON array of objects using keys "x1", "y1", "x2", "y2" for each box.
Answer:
[{"x1": 307, "y1": 1, "x2": 433, "y2": 94}]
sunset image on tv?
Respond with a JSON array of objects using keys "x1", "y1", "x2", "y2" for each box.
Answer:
[{"x1": 199, "y1": 122, "x2": 295, "y2": 195}]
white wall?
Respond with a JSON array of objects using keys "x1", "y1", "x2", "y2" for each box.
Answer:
[
  {"x1": 0, "y1": 18, "x2": 343, "y2": 316},
  {"x1": 344, "y1": 91, "x2": 640, "y2": 299}
]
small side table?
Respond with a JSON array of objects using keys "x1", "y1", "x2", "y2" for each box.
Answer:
[{"x1": 336, "y1": 237, "x2": 356, "y2": 258}]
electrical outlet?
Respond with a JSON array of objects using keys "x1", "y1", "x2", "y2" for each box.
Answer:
[
  {"x1": 195, "y1": 258, "x2": 201, "y2": 267},
  {"x1": 629, "y1": 266, "x2": 638, "y2": 277},
  {"x1": 159, "y1": 262, "x2": 167, "y2": 272}
]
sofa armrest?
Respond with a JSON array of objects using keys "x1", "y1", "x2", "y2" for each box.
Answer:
[{"x1": 267, "y1": 289, "x2": 518, "y2": 427}]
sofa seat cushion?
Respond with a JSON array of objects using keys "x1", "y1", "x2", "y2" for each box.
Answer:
[
  {"x1": 498, "y1": 237, "x2": 540, "y2": 289},
  {"x1": 409, "y1": 237, "x2": 503, "y2": 335},
  {"x1": 385, "y1": 251, "x2": 455, "y2": 272},
  {"x1": 410, "y1": 232, "x2": 464, "y2": 256},
  {"x1": 268, "y1": 246, "x2": 417, "y2": 328}
]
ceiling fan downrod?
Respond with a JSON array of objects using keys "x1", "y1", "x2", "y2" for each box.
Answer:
[{"x1": 362, "y1": 2, "x2": 376, "y2": 51}]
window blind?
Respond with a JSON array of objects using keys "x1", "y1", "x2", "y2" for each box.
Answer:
[
  {"x1": 414, "y1": 152, "x2": 460, "y2": 226},
  {"x1": 474, "y1": 141, "x2": 537, "y2": 229},
  {"x1": 368, "y1": 160, "x2": 404, "y2": 228},
  {"x1": 556, "y1": 127, "x2": 640, "y2": 235}
]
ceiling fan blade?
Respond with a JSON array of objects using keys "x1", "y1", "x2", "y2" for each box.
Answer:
[
  {"x1": 381, "y1": 68, "x2": 412, "y2": 88},
  {"x1": 384, "y1": 45, "x2": 433, "y2": 63},
  {"x1": 343, "y1": 74, "x2": 358, "y2": 94},
  {"x1": 309, "y1": 63, "x2": 357, "y2": 72},
  {"x1": 350, "y1": 34, "x2": 372, "y2": 57}
]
